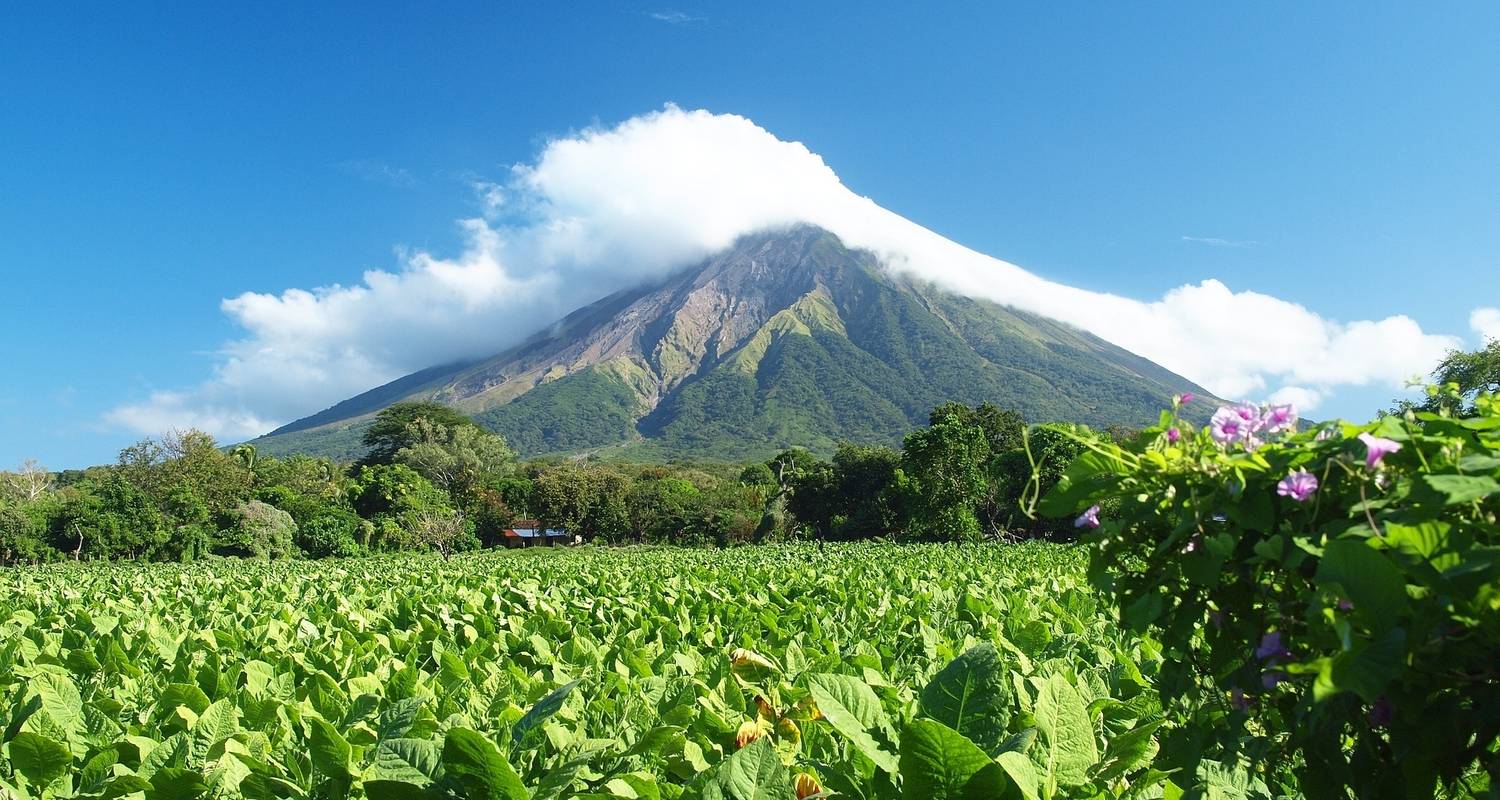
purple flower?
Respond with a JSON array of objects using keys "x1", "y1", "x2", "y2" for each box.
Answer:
[
  {"x1": 1261, "y1": 671, "x2": 1285, "y2": 689},
  {"x1": 1074, "y1": 505, "x2": 1101, "y2": 529},
  {"x1": 1210, "y1": 407, "x2": 1247, "y2": 445},
  {"x1": 1262, "y1": 403, "x2": 1298, "y2": 434},
  {"x1": 1276, "y1": 469, "x2": 1319, "y2": 502},
  {"x1": 1256, "y1": 631, "x2": 1290, "y2": 662},
  {"x1": 1357, "y1": 432, "x2": 1402, "y2": 469},
  {"x1": 1179, "y1": 393, "x2": 1195, "y2": 405},
  {"x1": 1337, "y1": 598, "x2": 1354, "y2": 611},
  {"x1": 1166, "y1": 427, "x2": 1181, "y2": 443},
  {"x1": 1367, "y1": 696, "x2": 1393, "y2": 727},
  {"x1": 1233, "y1": 404, "x2": 1262, "y2": 424}
]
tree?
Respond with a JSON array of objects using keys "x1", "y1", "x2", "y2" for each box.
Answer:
[
  {"x1": 0, "y1": 505, "x2": 52, "y2": 564},
  {"x1": 407, "y1": 508, "x2": 471, "y2": 559},
  {"x1": 117, "y1": 429, "x2": 253, "y2": 520},
  {"x1": 899, "y1": 412, "x2": 991, "y2": 541},
  {"x1": 1393, "y1": 339, "x2": 1500, "y2": 417},
  {"x1": 395, "y1": 417, "x2": 514, "y2": 500},
  {"x1": 830, "y1": 443, "x2": 901, "y2": 537},
  {"x1": 0, "y1": 459, "x2": 52, "y2": 503},
  {"x1": 362, "y1": 402, "x2": 479, "y2": 464}
]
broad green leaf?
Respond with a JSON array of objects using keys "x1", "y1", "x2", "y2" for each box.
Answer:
[
  {"x1": 1094, "y1": 720, "x2": 1160, "y2": 782},
  {"x1": 897, "y1": 718, "x2": 994, "y2": 800},
  {"x1": 1033, "y1": 675, "x2": 1097, "y2": 789},
  {"x1": 308, "y1": 717, "x2": 352, "y2": 778},
  {"x1": 147, "y1": 767, "x2": 209, "y2": 800},
  {"x1": 919, "y1": 643, "x2": 1013, "y2": 755},
  {"x1": 807, "y1": 673, "x2": 899, "y2": 773},
  {"x1": 441, "y1": 728, "x2": 527, "y2": 800},
  {"x1": 190, "y1": 699, "x2": 238, "y2": 768},
  {"x1": 29, "y1": 673, "x2": 83, "y2": 735},
  {"x1": 716, "y1": 738, "x2": 794, "y2": 800},
  {"x1": 1421, "y1": 474, "x2": 1499, "y2": 505},
  {"x1": 372, "y1": 738, "x2": 443, "y2": 784},
  {"x1": 994, "y1": 751, "x2": 1039, "y2": 800},
  {"x1": 1313, "y1": 628, "x2": 1407, "y2": 703},
  {"x1": 513, "y1": 680, "x2": 579, "y2": 745},
  {"x1": 1316, "y1": 539, "x2": 1408, "y2": 631},
  {"x1": 7, "y1": 732, "x2": 72, "y2": 790}
]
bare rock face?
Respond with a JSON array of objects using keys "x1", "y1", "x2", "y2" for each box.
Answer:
[{"x1": 254, "y1": 225, "x2": 1212, "y2": 461}]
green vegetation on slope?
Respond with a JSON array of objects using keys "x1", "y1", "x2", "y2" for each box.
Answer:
[{"x1": 475, "y1": 367, "x2": 646, "y2": 456}]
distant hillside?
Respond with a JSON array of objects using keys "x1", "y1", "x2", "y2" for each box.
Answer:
[{"x1": 252, "y1": 226, "x2": 1215, "y2": 461}]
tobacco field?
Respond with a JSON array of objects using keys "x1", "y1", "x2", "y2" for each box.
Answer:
[{"x1": 0, "y1": 542, "x2": 1199, "y2": 799}]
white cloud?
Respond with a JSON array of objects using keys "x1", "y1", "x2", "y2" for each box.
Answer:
[
  {"x1": 1472, "y1": 307, "x2": 1500, "y2": 343},
  {"x1": 1268, "y1": 386, "x2": 1323, "y2": 412},
  {"x1": 337, "y1": 159, "x2": 416, "y2": 188},
  {"x1": 1181, "y1": 235, "x2": 1260, "y2": 248},
  {"x1": 107, "y1": 106, "x2": 1464, "y2": 439},
  {"x1": 649, "y1": 10, "x2": 704, "y2": 24}
]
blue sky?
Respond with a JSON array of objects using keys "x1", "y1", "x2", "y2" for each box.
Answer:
[{"x1": 3, "y1": 3, "x2": 1498, "y2": 469}]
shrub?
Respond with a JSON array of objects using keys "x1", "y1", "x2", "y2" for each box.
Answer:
[
  {"x1": 296, "y1": 512, "x2": 364, "y2": 558},
  {"x1": 216, "y1": 500, "x2": 297, "y2": 559},
  {"x1": 1041, "y1": 393, "x2": 1500, "y2": 797}
]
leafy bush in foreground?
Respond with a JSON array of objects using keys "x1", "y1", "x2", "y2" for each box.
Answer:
[{"x1": 1042, "y1": 392, "x2": 1500, "y2": 798}]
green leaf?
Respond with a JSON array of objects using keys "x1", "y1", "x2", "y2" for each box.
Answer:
[
  {"x1": 372, "y1": 738, "x2": 443, "y2": 784},
  {"x1": 513, "y1": 680, "x2": 578, "y2": 745},
  {"x1": 190, "y1": 699, "x2": 238, "y2": 768},
  {"x1": 993, "y1": 751, "x2": 1039, "y2": 800},
  {"x1": 1421, "y1": 474, "x2": 1499, "y2": 505},
  {"x1": 1314, "y1": 628, "x2": 1407, "y2": 703},
  {"x1": 1038, "y1": 450, "x2": 1127, "y2": 518},
  {"x1": 364, "y1": 780, "x2": 447, "y2": 800},
  {"x1": 898, "y1": 718, "x2": 995, "y2": 800},
  {"x1": 29, "y1": 673, "x2": 83, "y2": 734},
  {"x1": 807, "y1": 673, "x2": 899, "y2": 773},
  {"x1": 7, "y1": 732, "x2": 72, "y2": 790},
  {"x1": 1094, "y1": 720, "x2": 1160, "y2": 782},
  {"x1": 919, "y1": 643, "x2": 1013, "y2": 756},
  {"x1": 147, "y1": 767, "x2": 209, "y2": 800},
  {"x1": 1033, "y1": 674, "x2": 1098, "y2": 789},
  {"x1": 441, "y1": 727, "x2": 527, "y2": 800},
  {"x1": 1316, "y1": 539, "x2": 1409, "y2": 631},
  {"x1": 308, "y1": 717, "x2": 352, "y2": 778},
  {"x1": 715, "y1": 738, "x2": 793, "y2": 800}
]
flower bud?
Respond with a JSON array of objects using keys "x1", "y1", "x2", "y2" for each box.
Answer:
[
  {"x1": 794, "y1": 772, "x2": 822, "y2": 799},
  {"x1": 736, "y1": 720, "x2": 764, "y2": 748}
]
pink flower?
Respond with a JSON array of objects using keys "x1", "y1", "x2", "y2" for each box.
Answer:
[
  {"x1": 1179, "y1": 393, "x2": 1195, "y2": 405},
  {"x1": 1210, "y1": 407, "x2": 1246, "y2": 445},
  {"x1": 1166, "y1": 427, "x2": 1181, "y2": 443},
  {"x1": 1357, "y1": 432, "x2": 1402, "y2": 469},
  {"x1": 1262, "y1": 403, "x2": 1298, "y2": 434},
  {"x1": 1074, "y1": 505, "x2": 1101, "y2": 529},
  {"x1": 1276, "y1": 469, "x2": 1319, "y2": 502}
]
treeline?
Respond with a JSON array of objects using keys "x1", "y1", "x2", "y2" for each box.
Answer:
[{"x1": 0, "y1": 400, "x2": 1109, "y2": 565}]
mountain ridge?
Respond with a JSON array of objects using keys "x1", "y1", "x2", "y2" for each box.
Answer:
[{"x1": 251, "y1": 225, "x2": 1215, "y2": 461}]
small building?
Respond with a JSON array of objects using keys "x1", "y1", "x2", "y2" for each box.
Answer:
[{"x1": 501, "y1": 520, "x2": 571, "y2": 548}]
